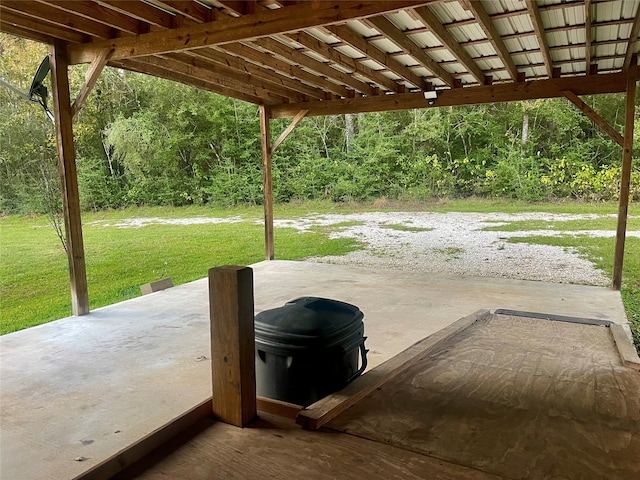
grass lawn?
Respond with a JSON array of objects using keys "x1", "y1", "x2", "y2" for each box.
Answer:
[{"x1": 1, "y1": 198, "x2": 638, "y2": 353}]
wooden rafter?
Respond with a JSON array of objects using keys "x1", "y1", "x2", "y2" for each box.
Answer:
[
  {"x1": 466, "y1": 0, "x2": 518, "y2": 80},
  {"x1": 623, "y1": 7, "x2": 640, "y2": 71},
  {"x1": 585, "y1": 0, "x2": 592, "y2": 72},
  {"x1": 271, "y1": 72, "x2": 629, "y2": 118},
  {"x1": 42, "y1": 0, "x2": 144, "y2": 35},
  {"x1": 152, "y1": 0, "x2": 215, "y2": 24},
  {"x1": 220, "y1": 43, "x2": 349, "y2": 97},
  {"x1": 368, "y1": 15, "x2": 455, "y2": 87},
  {"x1": 324, "y1": 24, "x2": 424, "y2": 89},
  {"x1": 67, "y1": 1, "x2": 434, "y2": 64},
  {"x1": 190, "y1": 48, "x2": 325, "y2": 100},
  {"x1": 113, "y1": 58, "x2": 265, "y2": 104},
  {"x1": 2, "y1": 1, "x2": 113, "y2": 39},
  {"x1": 560, "y1": 91, "x2": 623, "y2": 146},
  {"x1": 94, "y1": 0, "x2": 173, "y2": 29},
  {"x1": 412, "y1": 6, "x2": 485, "y2": 84},
  {"x1": 525, "y1": 0, "x2": 553, "y2": 78},
  {"x1": 284, "y1": 31, "x2": 400, "y2": 92},
  {"x1": 253, "y1": 37, "x2": 374, "y2": 95},
  {"x1": 0, "y1": 9, "x2": 88, "y2": 44}
]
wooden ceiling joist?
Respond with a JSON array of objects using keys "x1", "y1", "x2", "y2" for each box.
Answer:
[
  {"x1": 324, "y1": 24, "x2": 425, "y2": 89},
  {"x1": 94, "y1": 0, "x2": 174, "y2": 30},
  {"x1": 253, "y1": 37, "x2": 374, "y2": 96},
  {"x1": 465, "y1": 0, "x2": 518, "y2": 80},
  {"x1": 525, "y1": 0, "x2": 553, "y2": 78},
  {"x1": 67, "y1": 1, "x2": 434, "y2": 64},
  {"x1": 368, "y1": 15, "x2": 456, "y2": 87},
  {"x1": 152, "y1": 0, "x2": 215, "y2": 24},
  {"x1": 585, "y1": 0, "x2": 592, "y2": 72},
  {"x1": 220, "y1": 42, "x2": 350, "y2": 98},
  {"x1": 270, "y1": 71, "x2": 629, "y2": 119},
  {"x1": 284, "y1": 31, "x2": 400, "y2": 93},
  {"x1": 42, "y1": 0, "x2": 145, "y2": 35},
  {"x1": 623, "y1": 7, "x2": 640, "y2": 71},
  {"x1": 412, "y1": 6, "x2": 485, "y2": 84},
  {"x1": 0, "y1": 9, "x2": 89, "y2": 44}
]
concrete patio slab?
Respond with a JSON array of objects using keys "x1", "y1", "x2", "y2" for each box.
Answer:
[{"x1": 0, "y1": 260, "x2": 628, "y2": 479}]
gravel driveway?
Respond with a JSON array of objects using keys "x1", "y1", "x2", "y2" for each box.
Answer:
[{"x1": 274, "y1": 212, "x2": 639, "y2": 286}]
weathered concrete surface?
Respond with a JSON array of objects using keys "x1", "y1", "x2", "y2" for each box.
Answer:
[{"x1": 0, "y1": 260, "x2": 627, "y2": 479}]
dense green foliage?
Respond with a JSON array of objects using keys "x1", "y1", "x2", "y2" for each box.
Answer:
[{"x1": 1, "y1": 34, "x2": 639, "y2": 215}]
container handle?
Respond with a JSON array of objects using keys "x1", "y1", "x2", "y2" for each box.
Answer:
[{"x1": 347, "y1": 338, "x2": 368, "y2": 384}]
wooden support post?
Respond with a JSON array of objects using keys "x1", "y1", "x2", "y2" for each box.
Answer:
[
  {"x1": 260, "y1": 104, "x2": 274, "y2": 260},
  {"x1": 209, "y1": 266, "x2": 256, "y2": 427},
  {"x1": 613, "y1": 59, "x2": 637, "y2": 290},
  {"x1": 50, "y1": 40, "x2": 89, "y2": 316}
]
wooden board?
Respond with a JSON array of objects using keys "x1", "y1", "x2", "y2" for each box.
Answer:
[
  {"x1": 326, "y1": 313, "x2": 640, "y2": 480},
  {"x1": 120, "y1": 414, "x2": 505, "y2": 479},
  {"x1": 610, "y1": 324, "x2": 640, "y2": 370},
  {"x1": 297, "y1": 309, "x2": 490, "y2": 429}
]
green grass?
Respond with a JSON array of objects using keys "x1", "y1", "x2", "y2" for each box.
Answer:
[
  {"x1": 436, "y1": 246, "x2": 465, "y2": 259},
  {"x1": 380, "y1": 224, "x2": 433, "y2": 232},
  {"x1": 0, "y1": 214, "x2": 361, "y2": 334},
  {"x1": 483, "y1": 217, "x2": 640, "y2": 232}
]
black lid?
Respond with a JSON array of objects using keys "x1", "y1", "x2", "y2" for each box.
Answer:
[{"x1": 255, "y1": 297, "x2": 364, "y2": 348}]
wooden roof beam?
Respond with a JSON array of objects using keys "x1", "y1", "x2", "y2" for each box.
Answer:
[
  {"x1": 68, "y1": 1, "x2": 434, "y2": 64},
  {"x1": 152, "y1": 1, "x2": 215, "y2": 24},
  {"x1": 0, "y1": 8, "x2": 89, "y2": 44},
  {"x1": 324, "y1": 24, "x2": 424, "y2": 89},
  {"x1": 585, "y1": 0, "x2": 592, "y2": 72},
  {"x1": 284, "y1": 31, "x2": 400, "y2": 92},
  {"x1": 158, "y1": 52, "x2": 303, "y2": 103},
  {"x1": 188, "y1": 48, "x2": 325, "y2": 100},
  {"x1": 112, "y1": 58, "x2": 265, "y2": 104},
  {"x1": 623, "y1": 6, "x2": 640, "y2": 71},
  {"x1": 271, "y1": 72, "x2": 629, "y2": 118},
  {"x1": 41, "y1": 0, "x2": 145, "y2": 35},
  {"x1": 412, "y1": 6, "x2": 485, "y2": 84},
  {"x1": 220, "y1": 43, "x2": 349, "y2": 97},
  {"x1": 253, "y1": 37, "x2": 374, "y2": 96},
  {"x1": 525, "y1": 0, "x2": 553, "y2": 78},
  {"x1": 94, "y1": 0, "x2": 174, "y2": 29},
  {"x1": 2, "y1": 1, "x2": 114, "y2": 39},
  {"x1": 368, "y1": 15, "x2": 455, "y2": 87},
  {"x1": 465, "y1": 0, "x2": 518, "y2": 80}
]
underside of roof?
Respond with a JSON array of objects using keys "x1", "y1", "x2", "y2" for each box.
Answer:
[{"x1": 1, "y1": 0, "x2": 638, "y2": 118}]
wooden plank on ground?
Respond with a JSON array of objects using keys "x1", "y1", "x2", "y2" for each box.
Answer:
[
  {"x1": 296, "y1": 309, "x2": 491, "y2": 430},
  {"x1": 209, "y1": 266, "x2": 256, "y2": 427},
  {"x1": 257, "y1": 396, "x2": 303, "y2": 420},
  {"x1": 610, "y1": 324, "x2": 640, "y2": 370}
]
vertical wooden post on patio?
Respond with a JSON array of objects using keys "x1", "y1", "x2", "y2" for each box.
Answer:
[
  {"x1": 209, "y1": 266, "x2": 257, "y2": 427},
  {"x1": 613, "y1": 56, "x2": 637, "y2": 290},
  {"x1": 50, "y1": 40, "x2": 89, "y2": 315},
  {"x1": 260, "y1": 105, "x2": 274, "y2": 260}
]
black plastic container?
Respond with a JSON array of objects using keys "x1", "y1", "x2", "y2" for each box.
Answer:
[{"x1": 255, "y1": 297, "x2": 367, "y2": 407}]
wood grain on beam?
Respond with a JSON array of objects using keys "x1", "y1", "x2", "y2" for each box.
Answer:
[
  {"x1": 95, "y1": 0, "x2": 174, "y2": 29},
  {"x1": 271, "y1": 72, "x2": 629, "y2": 118},
  {"x1": 412, "y1": 6, "x2": 485, "y2": 84},
  {"x1": 525, "y1": 0, "x2": 553, "y2": 77},
  {"x1": 325, "y1": 24, "x2": 424, "y2": 89},
  {"x1": 0, "y1": 9, "x2": 88, "y2": 44},
  {"x1": 68, "y1": 1, "x2": 434, "y2": 64},
  {"x1": 272, "y1": 109, "x2": 308, "y2": 153},
  {"x1": 193, "y1": 48, "x2": 325, "y2": 100},
  {"x1": 43, "y1": 0, "x2": 144, "y2": 35},
  {"x1": 153, "y1": 0, "x2": 215, "y2": 24},
  {"x1": 71, "y1": 48, "x2": 114, "y2": 122},
  {"x1": 613, "y1": 59, "x2": 637, "y2": 290},
  {"x1": 560, "y1": 90, "x2": 623, "y2": 146},
  {"x1": 149, "y1": 54, "x2": 294, "y2": 103},
  {"x1": 220, "y1": 43, "x2": 349, "y2": 97},
  {"x1": 466, "y1": 1, "x2": 518, "y2": 80},
  {"x1": 368, "y1": 15, "x2": 455, "y2": 87},
  {"x1": 253, "y1": 37, "x2": 374, "y2": 95},
  {"x1": 3, "y1": 1, "x2": 113, "y2": 39},
  {"x1": 585, "y1": 0, "x2": 592, "y2": 73},
  {"x1": 260, "y1": 105, "x2": 275, "y2": 261},
  {"x1": 285, "y1": 31, "x2": 400, "y2": 92},
  {"x1": 113, "y1": 58, "x2": 267, "y2": 104},
  {"x1": 623, "y1": 7, "x2": 640, "y2": 71},
  {"x1": 50, "y1": 40, "x2": 90, "y2": 316}
]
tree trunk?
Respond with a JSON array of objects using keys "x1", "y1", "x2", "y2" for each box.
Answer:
[
  {"x1": 345, "y1": 113, "x2": 354, "y2": 153},
  {"x1": 522, "y1": 108, "x2": 530, "y2": 145}
]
